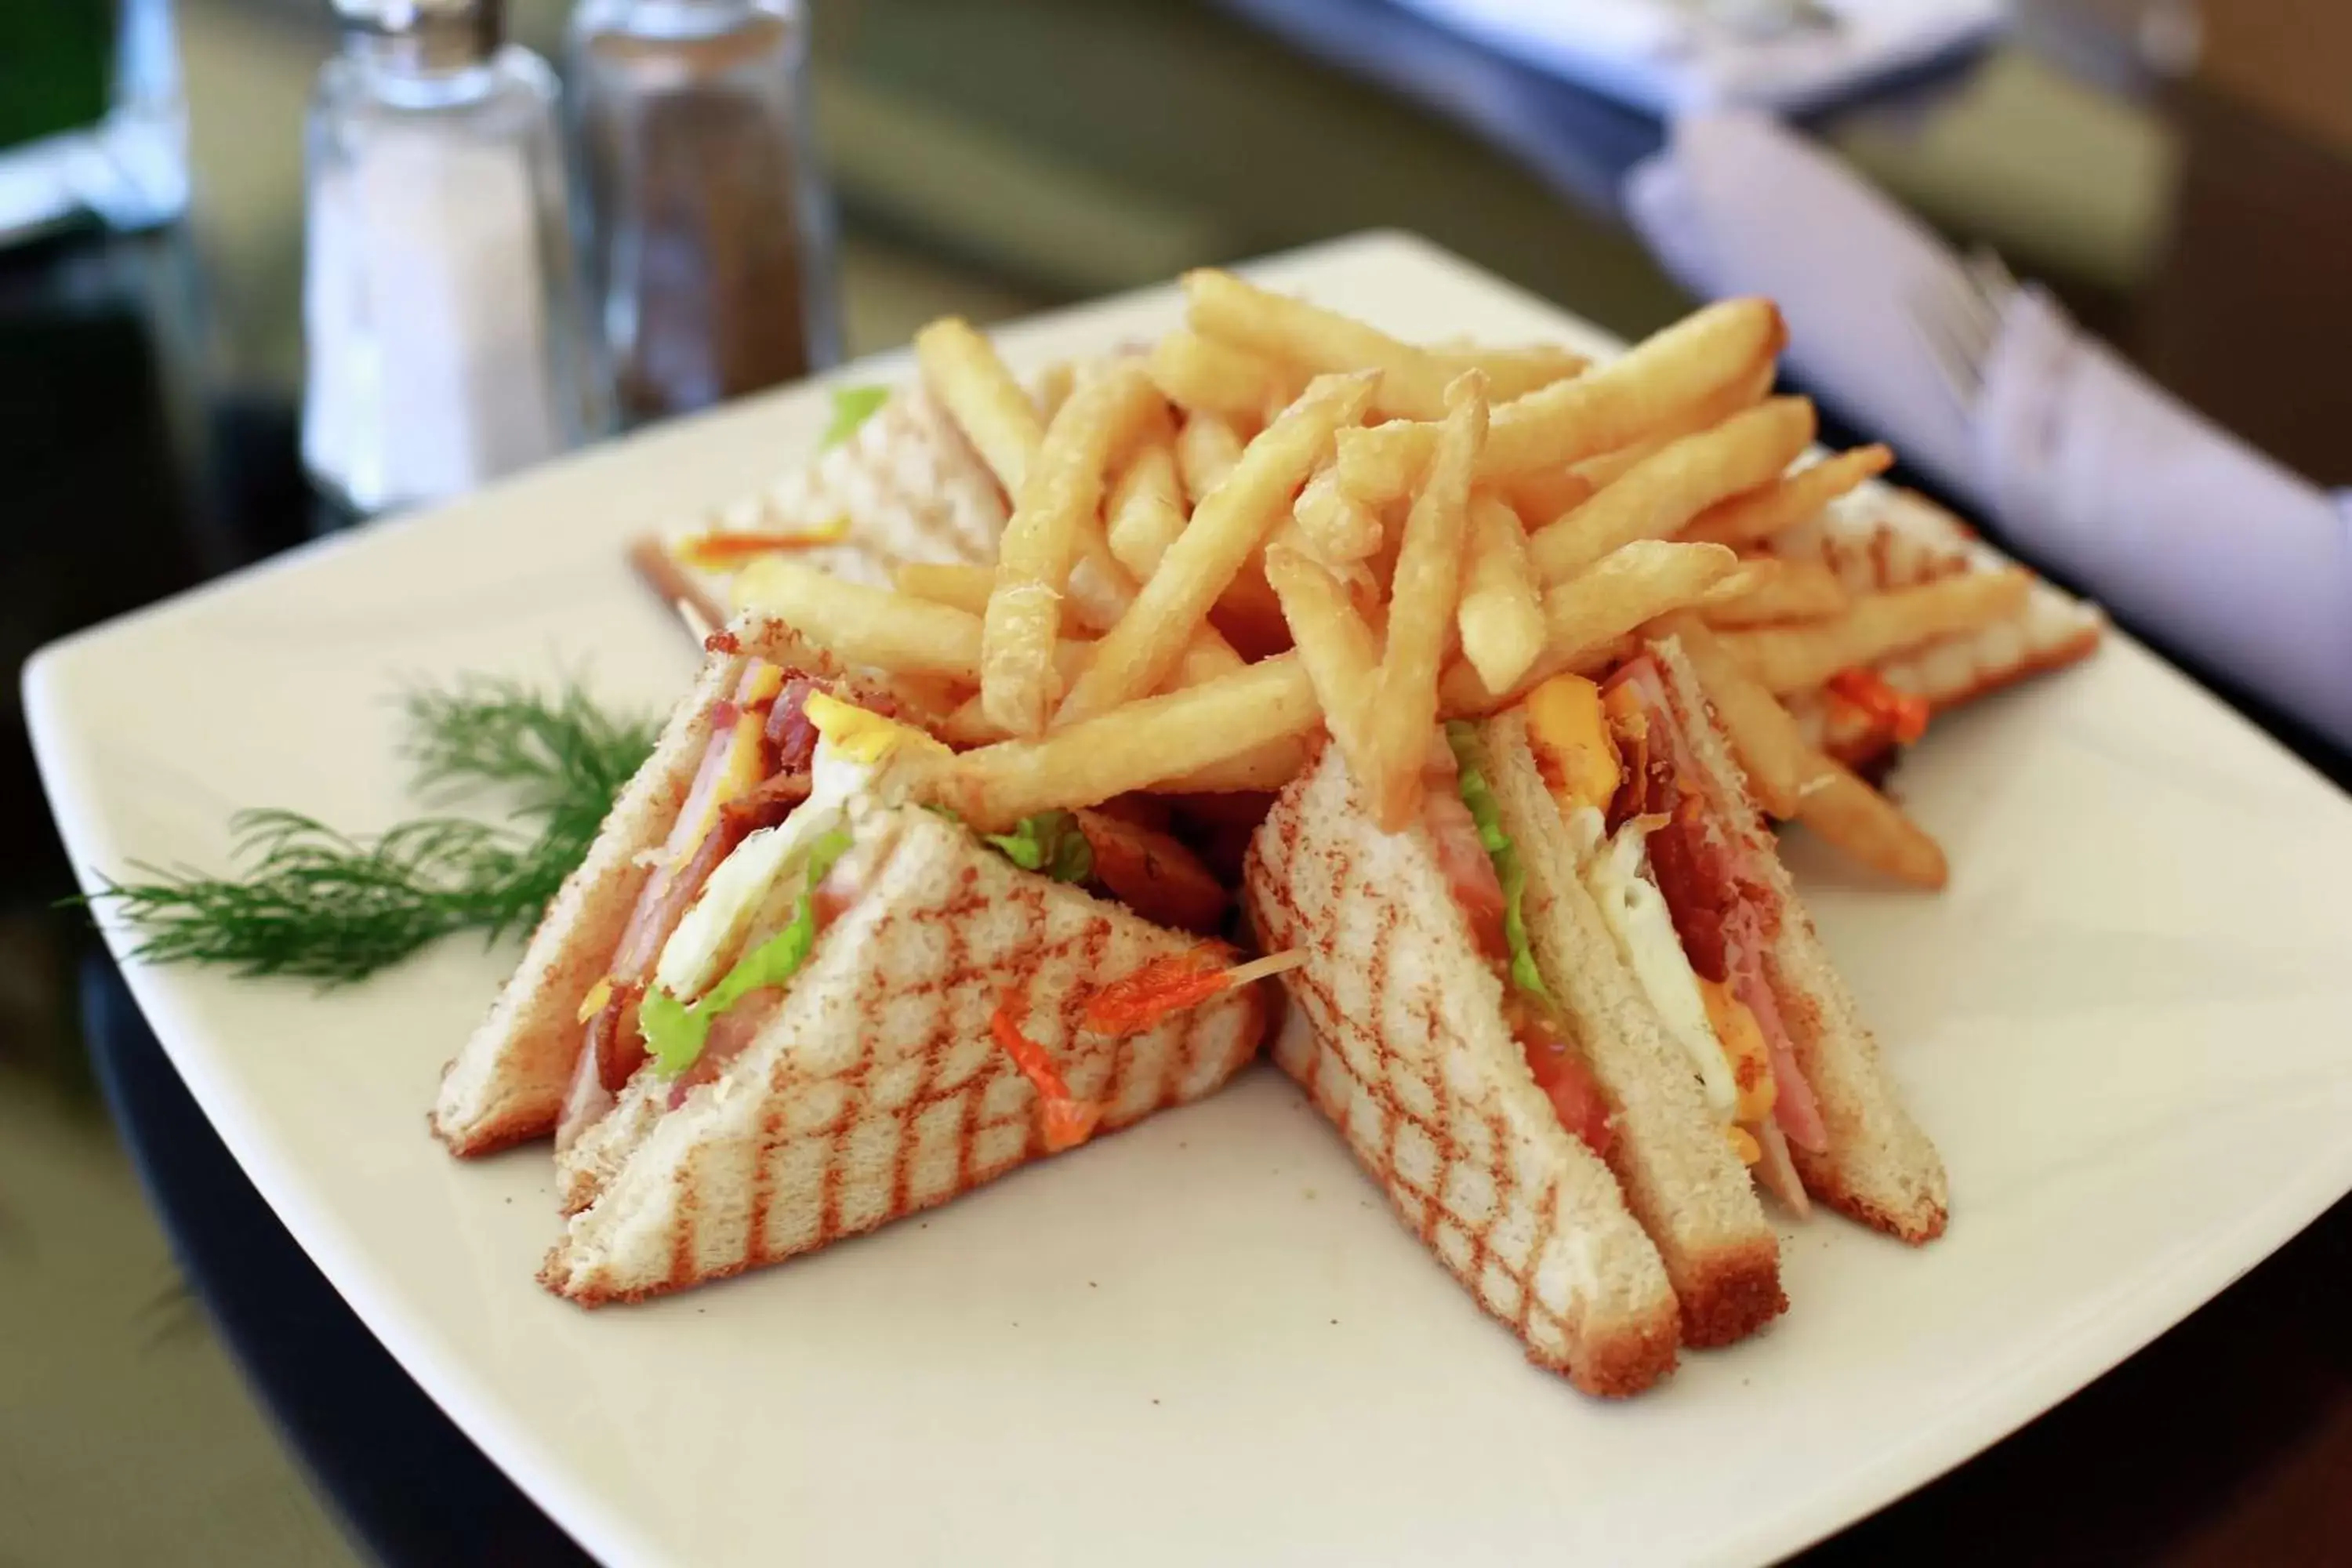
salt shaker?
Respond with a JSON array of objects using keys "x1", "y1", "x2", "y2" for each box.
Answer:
[
  {"x1": 302, "y1": 0, "x2": 601, "y2": 517},
  {"x1": 568, "y1": 0, "x2": 842, "y2": 427}
]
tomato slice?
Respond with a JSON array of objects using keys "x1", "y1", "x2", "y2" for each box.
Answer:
[
  {"x1": 1509, "y1": 1000, "x2": 1614, "y2": 1159},
  {"x1": 1422, "y1": 787, "x2": 1508, "y2": 961}
]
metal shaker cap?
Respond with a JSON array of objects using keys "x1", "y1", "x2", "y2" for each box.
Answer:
[{"x1": 332, "y1": 0, "x2": 504, "y2": 69}]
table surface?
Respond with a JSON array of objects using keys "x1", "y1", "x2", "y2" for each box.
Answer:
[{"x1": 6, "y1": 2, "x2": 2350, "y2": 1563}]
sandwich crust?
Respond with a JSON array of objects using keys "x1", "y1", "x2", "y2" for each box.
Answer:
[{"x1": 1245, "y1": 742, "x2": 1681, "y2": 1397}]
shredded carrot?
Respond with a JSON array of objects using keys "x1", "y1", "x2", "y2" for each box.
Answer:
[
  {"x1": 1080, "y1": 948, "x2": 1306, "y2": 1036},
  {"x1": 1828, "y1": 667, "x2": 1932, "y2": 745},
  {"x1": 1081, "y1": 953, "x2": 1231, "y2": 1036},
  {"x1": 671, "y1": 520, "x2": 851, "y2": 569},
  {"x1": 989, "y1": 994, "x2": 1102, "y2": 1153}
]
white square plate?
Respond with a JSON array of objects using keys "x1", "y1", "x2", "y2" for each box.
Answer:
[{"x1": 27, "y1": 233, "x2": 2352, "y2": 1567}]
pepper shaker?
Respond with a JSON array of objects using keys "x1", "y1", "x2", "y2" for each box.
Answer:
[
  {"x1": 302, "y1": 0, "x2": 601, "y2": 517},
  {"x1": 568, "y1": 0, "x2": 842, "y2": 427}
]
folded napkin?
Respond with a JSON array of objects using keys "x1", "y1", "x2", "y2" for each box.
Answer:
[
  {"x1": 1628, "y1": 111, "x2": 2352, "y2": 751},
  {"x1": 1385, "y1": 0, "x2": 2002, "y2": 115},
  {"x1": 1979, "y1": 290, "x2": 2352, "y2": 749}
]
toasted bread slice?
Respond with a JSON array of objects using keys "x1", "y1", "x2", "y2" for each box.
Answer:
[
  {"x1": 659, "y1": 386, "x2": 1007, "y2": 604},
  {"x1": 1468, "y1": 712, "x2": 1787, "y2": 1348},
  {"x1": 1647, "y1": 637, "x2": 1949, "y2": 1242},
  {"x1": 542, "y1": 808, "x2": 1266, "y2": 1304},
  {"x1": 1244, "y1": 742, "x2": 1681, "y2": 1398},
  {"x1": 1773, "y1": 486, "x2": 2103, "y2": 768},
  {"x1": 432, "y1": 648, "x2": 754, "y2": 1156}
]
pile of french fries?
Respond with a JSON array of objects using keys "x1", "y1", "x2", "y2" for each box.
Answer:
[{"x1": 731, "y1": 272, "x2": 2038, "y2": 890}]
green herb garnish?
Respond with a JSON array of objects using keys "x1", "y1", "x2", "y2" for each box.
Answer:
[
  {"x1": 84, "y1": 677, "x2": 657, "y2": 984},
  {"x1": 818, "y1": 384, "x2": 891, "y2": 449},
  {"x1": 1445, "y1": 721, "x2": 1551, "y2": 1004}
]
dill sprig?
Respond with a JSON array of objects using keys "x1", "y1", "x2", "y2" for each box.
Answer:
[{"x1": 85, "y1": 677, "x2": 659, "y2": 984}]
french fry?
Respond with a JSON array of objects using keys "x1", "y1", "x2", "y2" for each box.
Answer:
[
  {"x1": 1330, "y1": 423, "x2": 1423, "y2": 508},
  {"x1": 1264, "y1": 543, "x2": 1381, "y2": 785},
  {"x1": 1526, "y1": 397, "x2": 1817, "y2": 584},
  {"x1": 1719, "y1": 570, "x2": 2034, "y2": 695},
  {"x1": 1700, "y1": 558, "x2": 1850, "y2": 628},
  {"x1": 1456, "y1": 490, "x2": 1546, "y2": 697},
  {"x1": 1147, "y1": 329, "x2": 1289, "y2": 422},
  {"x1": 982, "y1": 363, "x2": 1156, "y2": 736},
  {"x1": 940, "y1": 654, "x2": 1323, "y2": 827},
  {"x1": 1439, "y1": 539, "x2": 1740, "y2": 715},
  {"x1": 1428, "y1": 342, "x2": 1589, "y2": 401},
  {"x1": 895, "y1": 561, "x2": 995, "y2": 615},
  {"x1": 1333, "y1": 299, "x2": 1786, "y2": 499},
  {"x1": 1058, "y1": 372, "x2": 1376, "y2": 726},
  {"x1": 1292, "y1": 466, "x2": 1384, "y2": 564},
  {"x1": 1185, "y1": 268, "x2": 1452, "y2": 420},
  {"x1": 1683, "y1": 444, "x2": 1893, "y2": 549},
  {"x1": 737, "y1": 561, "x2": 1097, "y2": 688},
  {"x1": 942, "y1": 626, "x2": 1242, "y2": 747},
  {"x1": 1653, "y1": 612, "x2": 1829, "y2": 819},
  {"x1": 1105, "y1": 435, "x2": 1185, "y2": 580},
  {"x1": 1033, "y1": 359, "x2": 1076, "y2": 423},
  {"x1": 1157, "y1": 738, "x2": 1312, "y2": 794},
  {"x1": 1368, "y1": 372, "x2": 1487, "y2": 828},
  {"x1": 1797, "y1": 759, "x2": 1950, "y2": 890},
  {"x1": 914, "y1": 317, "x2": 1044, "y2": 495},
  {"x1": 735, "y1": 560, "x2": 983, "y2": 679},
  {"x1": 1174, "y1": 409, "x2": 1245, "y2": 508},
  {"x1": 935, "y1": 698, "x2": 1010, "y2": 749},
  {"x1": 1065, "y1": 540, "x2": 1138, "y2": 635},
  {"x1": 1501, "y1": 467, "x2": 1595, "y2": 529},
  {"x1": 1568, "y1": 354, "x2": 1778, "y2": 493}
]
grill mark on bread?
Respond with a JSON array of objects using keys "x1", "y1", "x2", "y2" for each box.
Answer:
[
  {"x1": 668, "y1": 1148, "x2": 699, "y2": 1290},
  {"x1": 1081, "y1": 914, "x2": 1130, "y2": 1112},
  {"x1": 748, "y1": 1099, "x2": 784, "y2": 1260},
  {"x1": 1244, "y1": 748, "x2": 1682, "y2": 1395},
  {"x1": 547, "y1": 809, "x2": 1265, "y2": 1304},
  {"x1": 1518, "y1": 1178, "x2": 1562, "y2": 1348},
  {"x1": 884, "y1": 901, "x2": 937, "y2": 1218},
  {"x1": 947, "y1": 864, "x2": 981, "y2": 1194}
]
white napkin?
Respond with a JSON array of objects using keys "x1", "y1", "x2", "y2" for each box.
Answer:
[
  {"x1": 1386, "y1": 0, "x2": 2003, "y2": 114},
  {"x1": 1979, "y1": 289, "x2": 2352, "y2": 748},
  {"x1": 1627, "y1": 111, "x2": 2352, "y2": 751},
  {"x1": 1627, "y1": 111, "x2": 1986, "y2": 502}
]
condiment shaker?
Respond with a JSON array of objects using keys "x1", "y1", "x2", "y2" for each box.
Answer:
[
  {"x1": 303, "y1": 0, "x2": 601, "y2": 517},
  {"x1": 568, "y1": 0, "x2": 842, "y2": 426}
]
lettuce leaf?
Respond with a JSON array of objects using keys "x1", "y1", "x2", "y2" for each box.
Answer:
[
  {"x1": 818, "y1": 385, "x2": 891, "y2": 449},
  {"x1": 1444, "y1": 721, "x2": 1552, "y2": 1004},
  {"x1": 641, "y1": 826, "x2": 857, "y2": 1076},
  {"x1": 981, "y1": 810, "x2": 1093, "y2": 884}
]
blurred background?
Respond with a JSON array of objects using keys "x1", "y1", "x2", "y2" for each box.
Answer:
[{"x1": 5, "y1": 1, "x2": 2350, "y2": 1562}]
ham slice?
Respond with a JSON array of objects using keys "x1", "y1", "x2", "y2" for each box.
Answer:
[{"x1": 1609, "y1": 655, "x2": 1831, "y2": 1156}]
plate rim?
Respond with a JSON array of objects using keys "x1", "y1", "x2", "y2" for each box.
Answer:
[{"x1": 26, "y1": 228, "x2": 2352, "y2": 1568}]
